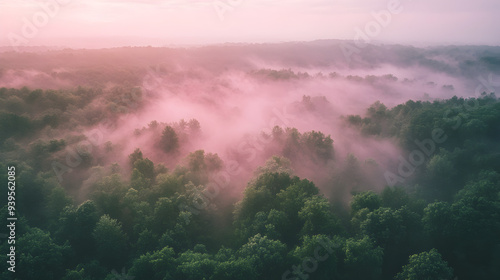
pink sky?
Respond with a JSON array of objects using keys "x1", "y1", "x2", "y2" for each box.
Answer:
[{"x1": 1, "y1": 0, "x2": 499, "y2": 48}]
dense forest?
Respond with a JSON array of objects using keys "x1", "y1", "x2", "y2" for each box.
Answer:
[{"x1": 0, "y1": 43, "x2": 499, "y2": 280}]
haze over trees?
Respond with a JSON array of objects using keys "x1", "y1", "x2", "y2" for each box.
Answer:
[{"x1": 0, "y1": 42, "x2": 499, "y2": 280}]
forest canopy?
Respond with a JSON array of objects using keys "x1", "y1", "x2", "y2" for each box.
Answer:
[{"x1": 0, "y1": 44, "x2": 499, "y2": 280}]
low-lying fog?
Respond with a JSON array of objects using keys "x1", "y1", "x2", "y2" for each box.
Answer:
[{"x1": 1, "y1": 41, "x2": 499, "y2": 200}]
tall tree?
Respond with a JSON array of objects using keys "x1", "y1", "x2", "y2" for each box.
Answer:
[
  {"x1": 160, "y1": 125, "x2": 179, "y2": 153},
  {"x1": 92, "y1": 215, "x2": 128, "y2": 268},
  {"x1": 395, "y1": 249, "x2": 453, "y2": 280}
]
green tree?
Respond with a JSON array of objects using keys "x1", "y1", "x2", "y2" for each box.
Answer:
[
  {"x1": 290, "y1": 235, "x2": 343, "y2": 280},
  {"x1": 234, "y1": 172, "x2": 320, "y2": 245},
  {"x1": 350, "y1": 191, "x2": 381, "y2": 214},
  {"x1": 298, "y1": 195, "x2": 341, "y2": 236},
  {"x1": 395, "y1": 249, "x2": 453, "y2": 280},
  {"x1": 160, "y1": 125, "x2": 179, "y2": 153},
  {"x1": 361, "y1": 207, "x2": 405, "y2": 247},
  {"x1": 151, "y1": 197, "x2": 177, "y2": 234},
  {"x1": 90, "y1": 174, "x2": 126, "y2": 219},
  {"x1": 129, "y1": 246, "x2": 176, "y2": 280},
  {"x1": 129, "y1": 148, "x2": 143, "y2": 167},
  {"x1": 234, "y1": 172, "x2": 293, "y2": 225},
  {"x1": 0, "y1": 112, "x2": 33, "y2": 141},
  {"x1": 212, "y1": 258, "x2": 256, "y2": 280},
  {"x1": 56, "y1": 201, "x2": 99, "y2": 258},
  {"x1": 237, "y1": 234, "x2": 287, "y2": 279},
  {"x1": 182, "y1": 150, "x2": 223, "y2": 185},
  {"x1": 92, "y1": 215, "x2": 128, "y2": 268},
  {"x1": 46, "y1": 186, "x2": 73, "y2": 231},
  {"x1": 254, "y1": 156, "x2": 293, "y2": 176},
  {"x1": 176, "y1": 248, "x2": 217, "y2": 280},
  {"x1": 302, "y1": 130, "x2": 334, "y2": 161},
  {"x1": 422, "y1": 202, "x2": 453, "y2": 247},
  {"x1": 448, "y1": 171, "x2": 500, "y2": 278},
  {"x1": 380, "y1": 186, "x2": 410, "y2": 210},
  {"x1": 133, "y1": 158, "x2": 156, "y2": 182},
  {"x1": 342, "y1": 236, "x2": 384, "y2": 280},
  {"x1": 17, "y1": 228, "x2": 71, "y2": 280},
  {"x1": 361, "y1": 206, "x2": 422, "y2": 277}
]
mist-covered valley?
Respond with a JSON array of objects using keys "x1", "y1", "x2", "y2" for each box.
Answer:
[{"x1": 1, "y1": 41, "x2": 500, "y2": 280}]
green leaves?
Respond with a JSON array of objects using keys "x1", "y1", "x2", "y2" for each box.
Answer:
[
  {"x1": 234, "y1": 172, "x2": 328, "y2": 245},
  {"x1": 129, "y1": 246, "x2": 175, "y2": 280},
  {"x1": 238, "y1": 234, "x2": 287, "y2": 279},
  {"x1": 17, "y1": 228, "x2": 71, "y2": 280},
  {"x1": 279, "y1": 128, "x2": 335, "y2": 163},
  {"x1": 350, "y1": 191, "x2": 381, "y2": 214},
  {"x1": 160, "y1": 125, "x2": 179, "y2": 154},
  {"x1": 343, "y1": 236, "x2": 384, "y2": 280},
  {"x1": 2, "y1": 83, "x2": 499, "y2": 280},
  {"x1": 299, "y1": 195, "x2": 342, "y2": 236},
  {"x1": 177, "y1": 249, "x2": 217, "y2": 280},
  {"x1": 92, "y1": 215, "x2": 128, "y2": 268},
  {"x1": 421, "y1": 171, "x2": 500, "y2": 278},
  {"x1": 289, "y1": 235, "x2": 343, "y2": 280},
  {"x1": 395, "y1": 249, "x2": 453, "y2": 280}
]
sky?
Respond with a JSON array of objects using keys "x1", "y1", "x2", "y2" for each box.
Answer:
[{"x1": 1, "y1": 0, "x2": 499, "y2": 48}]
